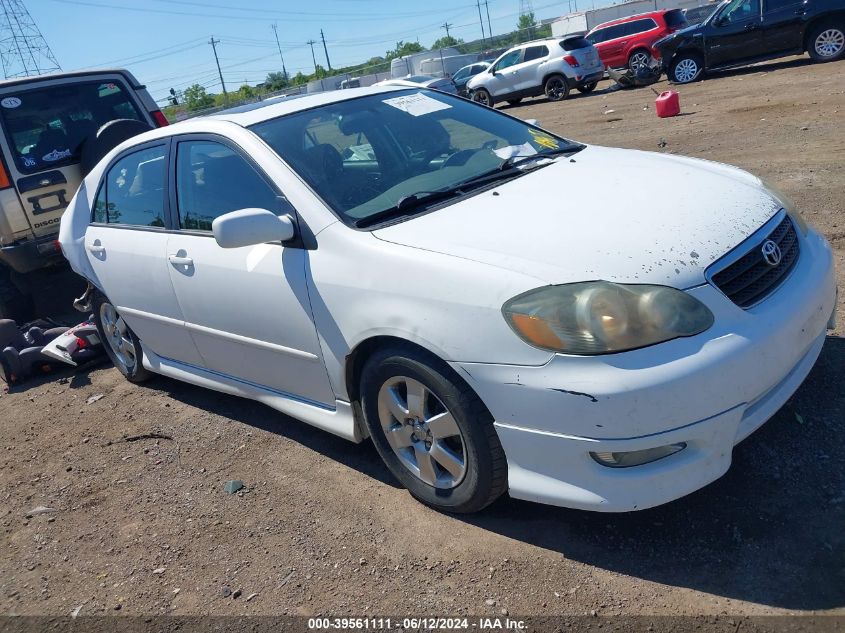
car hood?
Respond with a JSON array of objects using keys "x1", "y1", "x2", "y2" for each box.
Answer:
[{"x1": 373, "y1": 145, "x2": 782, "y2": 288}]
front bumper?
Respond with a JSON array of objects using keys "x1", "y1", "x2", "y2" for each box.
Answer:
[{"x1": 452, "y1": 227, "x2": 837, "y2": 511}]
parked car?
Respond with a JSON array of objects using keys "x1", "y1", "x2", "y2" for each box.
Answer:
[
  {"x1": 655, "y1": 0, "x2": 845, "y2": 83},
  {"x1": 60, "y1": 86, "x2": 836, "y2": 514},
  {"x1": 373, "y1": 75, "x2": 458, "y2": 94},
  {"x1": 0, "y1": 69, "x2": 168, "y2": 320},
  {"x1": 586, "y1": 9, "x2": 689, "y2": 70},
  {"x1": 467, "y1": 36, "x2": 604, "y2": 106},
  {"x1": 451, "y1": 62, "x2": 491, "y2": 96}
]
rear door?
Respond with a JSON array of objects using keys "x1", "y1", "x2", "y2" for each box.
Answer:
[
  {"x1": 760, "y1": 0, "x2": 808, "y2": 53},
  {"x1": 0, "y1": 73, "x2": 156, "y2": 240},
  {"x1": 593, "y1": 23, "x2": 629, "y2": 67},
  {"x1": 515, "y1": 45, "x2": 550, "y2": 91}
]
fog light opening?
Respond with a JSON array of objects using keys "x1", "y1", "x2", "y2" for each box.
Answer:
[{"x1": 590, "y1": 443, "x2": 687, "y2": 468}]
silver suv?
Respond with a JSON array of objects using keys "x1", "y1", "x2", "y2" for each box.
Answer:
[
  {"x1": 468, "y1": 36, "x2": 604, "y2": 107},
  {"x1": 0, "y1": 69, "x2": 166, "y2": 320}
]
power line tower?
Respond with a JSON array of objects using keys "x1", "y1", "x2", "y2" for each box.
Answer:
[
  {"x1": 0, "y1": 0, "x2": 61, "y2": 79},
  {"x1": 518, "y1": 0, "x2": 536, "y2": 40}
]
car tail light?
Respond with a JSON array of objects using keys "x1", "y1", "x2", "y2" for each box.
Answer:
[
  {"x1": 151, "y1": 110, "x2": 170, "y2": 127},
  {"x1": 563, "y1": 55, "x2": 579, "y2": 67},
  {"x1": 0, "y1": 158, "x2": 11, "y2": 190}
]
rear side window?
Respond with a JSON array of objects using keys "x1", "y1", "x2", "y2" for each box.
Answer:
[
  {"x1": 175, "y1": 140, "x2": 284, "y2": 232},
  {"x1": 561, "y1": 37, "x2": 591, "y2": 50},
  {"x1": 523, "y1": 45, "x2": 550, "y2": 61},
  {"x1": 0, "y1": 79, "x2": 145, "y2": 175},
  {"x1": 93, "y1": 145, "x2": 166, "y2": 227},
  {"x1": 664, "y1": 9, "x2": 689, "y2": 28},
  {"x1": 623, "y1": 18, "x2": 659, "y2": 35}
]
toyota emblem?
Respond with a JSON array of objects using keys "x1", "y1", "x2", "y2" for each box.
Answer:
[{"x1": 761, "y1": 239, "x2": 782, "y2": 267}]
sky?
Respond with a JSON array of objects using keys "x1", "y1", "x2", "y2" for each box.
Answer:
[{"x1": 27, "y1": 0, "x2": 590, "y2": 105}]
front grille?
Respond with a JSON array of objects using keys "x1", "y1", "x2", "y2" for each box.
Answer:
[{"x1": 711, "y1": 215, "x2": 800, "y2": 308}]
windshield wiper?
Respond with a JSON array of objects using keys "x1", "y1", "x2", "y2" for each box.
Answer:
[
  {"x1": 496, "y1": 145, "x2": 580, "y2": 171},
  {"x1": 354, "y1": 189, "x2": 463, "y2": 228}
]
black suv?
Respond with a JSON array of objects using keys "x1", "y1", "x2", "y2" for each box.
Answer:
[{"x1": 655, "y1": 0, "x2": 845, "y2": 83}]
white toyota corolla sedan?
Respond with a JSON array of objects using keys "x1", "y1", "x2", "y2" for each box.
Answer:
[{"x1": 59, "y1": 86, "x2": 836, "y2": 514}]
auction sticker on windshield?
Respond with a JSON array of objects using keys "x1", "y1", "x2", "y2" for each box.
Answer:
[{"x1": 383, "y1": 92, "x2": 451, "y2": 116}]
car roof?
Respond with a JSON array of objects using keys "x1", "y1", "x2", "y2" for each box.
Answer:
[
  {"x1": 0, "y1": 68, "x2": 144, "y2": 90},
  {"x1": 204, "y1": 85, "x2": 412, "y2": 126},
  {"x1": 591, "y1": 10, "x2": 669, "y2": 29}
]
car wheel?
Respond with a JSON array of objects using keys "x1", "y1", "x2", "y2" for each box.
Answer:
[
  {"x1": 0, "y1": 268, "x2": 34, "y2": 322},
  {"x1": 471, "y1": 88, "x2": 493, "y2": 107},
  {"x1": 544, "y1": 74, "x2": 570, "y2": 101},
  {"x1": 807, "y1": 22, "x2": 845, "y2": 62},
  {"x1": 360, "y1": 345, "x2": 508, "y2": 514},
  {"x1": 670, "y1": 54, "x2": 703, "y2": 83},
  {"x1": 577, "y1": 81, "x2": 598, "y2": 94},
  {"x1": 93, "y1": 292, "x2": 151, "y2": 383},
  {"x1": 506, "y1": 98, "x2": 523, "y2": 105},
  {"x1": 628, "y1": 49, "x2": 652, "y2": 71}
]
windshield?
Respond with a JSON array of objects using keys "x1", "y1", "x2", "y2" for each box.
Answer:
[
  {"x1": 0, "y1": 79, "x2": 145, "y2": 174},
  {"x1": 251, "y1": 90, "x2": 581, "y2": 226}
]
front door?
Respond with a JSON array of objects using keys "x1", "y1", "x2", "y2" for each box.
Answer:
[
  {"x1": 705, "y1": 0, "x2": 765, "y2": 67},
  {"x1": 165, "y1": 136, "x2": 335, "y2": 406},
  {"x1": 85, "y1": 142, "x2": 204, "y2": 365},
  {"x1": 487, "y1": 49, "x2": 524, "y2": 98}
]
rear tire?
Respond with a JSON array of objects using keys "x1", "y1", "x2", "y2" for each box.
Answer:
[
  {"x1": 577, "y1": 81, "x2": 598, "y2": 94},
  {"x1": 807, "y1": 22, "x2": 845, "y2": 62},
  {"x1": 544, "y1": 74, "x2": 570, "y2": 101},
  {"x1": 92, "y1": 292, "x2": 151, "y2": 383},
  {"x1": 360, "y1": 345, "x2": 507, "y2": 514},
  {"x1": 669, "y1": 53, "x2": 703, "y2": 83},
  {"x1": 0, "y1": 267, "x2": 34, "y2": 323},
  {"x1": 628, "y1": 49, "x2": 652, "y2": 71},
  {"x1": 471, "y1": 88, "x2": 494, "y2": 107}
]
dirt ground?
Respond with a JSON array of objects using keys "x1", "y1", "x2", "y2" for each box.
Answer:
[{"x1": 1, "y1": 56, "x2": 843, "y2": 619}]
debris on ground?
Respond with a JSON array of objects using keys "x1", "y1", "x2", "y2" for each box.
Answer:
[
  {"x1": 224, "y1": 480, "x2": 244, "y2": 494},
  {"x1": 25, "y1": 506, "x2": 56, "y2": 517},
  {"x1": 86, "y1": 394, "x2": 104, "y2": 405}
]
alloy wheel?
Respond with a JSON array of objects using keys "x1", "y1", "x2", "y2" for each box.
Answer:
[
  {"x1": 629, "y1": 51, "x2": 651, "y2": 70},
  {"x1": 376, "y1": 376, "x2": 467, "y2": 489},
  {"x1": 815, "y1": 28, "x2": 845, "y2": 58},
  {"x1": 100, "y1": 302, "x2": 136, "y2": 373},
  {"x1": 545, "y1": 76, "x2": 567, "y2": 101},
  {"x1": 674, "y1": 58, "x2": 699, "y2": 83},
  {"x1": 472, "y1": 90, "x2": 491, "y2": 106}
]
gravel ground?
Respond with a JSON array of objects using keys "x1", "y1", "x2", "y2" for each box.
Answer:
[{"x1": 1, "y1": 56, "x2": 843, "y2": 619}]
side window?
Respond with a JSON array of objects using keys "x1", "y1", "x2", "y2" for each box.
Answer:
[
  {"x1": 523, "y1": 45, "x2": 549, "y2": 62},
  {"x1": 764, "y1": 0, "x2": 801, "y2": 11},
  {"x1": 628, "y1": 18, "x2": 658, "y2": 34},
  {"x1": 494, "y1": 49, "x2": 523, "y2": 71},
  {"x1": 587, "y1": 28, "x2": 606, "y2": 44},
  {"x1": 93, "y1": 145, "x2": 166, "y2": 227},
  {"x1": 175, "y1": 140, "x2": 285, "y2": 232},
  {"x1": 721, "y1": 0, "x2": 760, "y2": 23},
  {"x1": 604, "y1": 24, "x2": 627, "y2": 41}
]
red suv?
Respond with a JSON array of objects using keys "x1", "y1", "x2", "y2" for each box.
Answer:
[{"x1": 586, "y1": 9, "x2": 688, "y2": 71}]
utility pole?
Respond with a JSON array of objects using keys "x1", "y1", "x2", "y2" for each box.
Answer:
[
  {"x1": 441, "y1": 22, "x2": 453, "y2": 39},
  {"x1": 483, "y1": 1, "x2": 493, "y2": 43},
  {"x1": 0, "y1": 0, "x2": 61, "y2": 78},
  {"x1": 209, "y1": 36, "x2": 228, "y2": 103},
  {"x1": 475, "y1": 0, "x2": 487, "y2": 47},
  {"x1": 306, "y1": 39, "x2": 318, "y2": 72},
  {"x1": 271, "y1": 23, "x2": 288, "y2": 81},
  {"x1": 320, "y1": 29, "x2": 332, "y2": 71}
]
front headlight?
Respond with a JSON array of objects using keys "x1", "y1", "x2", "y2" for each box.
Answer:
[{"x1": 503, "y1": 281, "x2": 714, "y2": 355}]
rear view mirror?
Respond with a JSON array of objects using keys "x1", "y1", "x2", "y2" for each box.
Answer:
[{"x1": 212, "y1": 208, "x2": 295, "y2": 249}]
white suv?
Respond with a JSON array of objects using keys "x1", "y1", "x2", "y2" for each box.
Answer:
[{"x1": 468, "y1": 36, "x2": 604, "y2": 106}]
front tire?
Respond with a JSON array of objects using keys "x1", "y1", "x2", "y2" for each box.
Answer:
[
  {"x1": 669, "y1": 53, "x2": 703, "y2": 83},
  {"x1": 360, "y1": 345, "x2": 507, "y2": 513},
  {"x1": 471, "y1": 88, "x2": 494, "y2": 107},
  {"x1": 807, "y1": 22, "x2": 845, "y2": 62},
  {"x1": 93, "y1": 292, "x2": 151, "y2": 383},
  {"x1": 544, "y1": 74, "x2": 570, "y2": 101}
]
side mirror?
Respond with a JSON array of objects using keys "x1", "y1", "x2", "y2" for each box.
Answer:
[
  {"x1": 525, "y1": 118, "x2": 540, "y2": 127},
  {"x1": 212, "y1": 208, "x2": 295, "y2": 249}
]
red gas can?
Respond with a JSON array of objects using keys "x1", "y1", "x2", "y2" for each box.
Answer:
[{"x1": 655, "y1": 90, "x2": 680, "y2": 118}]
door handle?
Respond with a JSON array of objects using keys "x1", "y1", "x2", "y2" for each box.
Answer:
[
  {"x1": 168, "y1": 255, "x2": 194, "y2": 266},
  {"x1": 88, "y1": 240, "x2": 105, "y2": 255},
  {"x1": 743, "y1": 23, "x2": 757, "y2": 30}
]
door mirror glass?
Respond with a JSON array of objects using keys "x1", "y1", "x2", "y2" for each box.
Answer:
[{"x1": 212, "y1": 208, "x2": 295, "y2": 249}]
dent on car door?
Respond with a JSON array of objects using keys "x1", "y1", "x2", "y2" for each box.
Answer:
[
  {"x1": 85, "y1": 142, "x2": 205, "y2": 366},
  {"x1": 165, "y1": 137, "x2": 336, "y2": 406}
]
